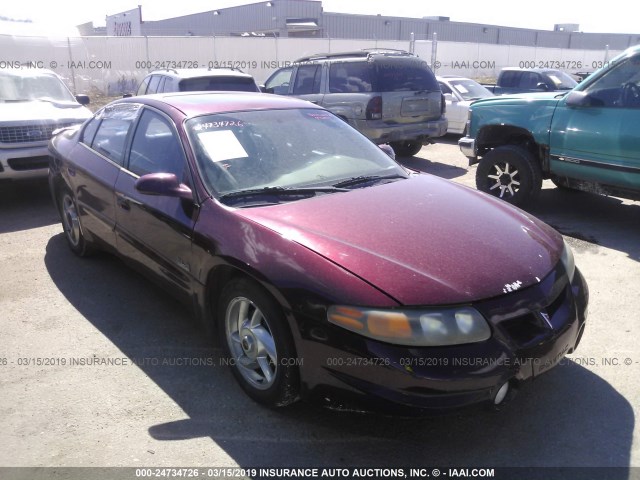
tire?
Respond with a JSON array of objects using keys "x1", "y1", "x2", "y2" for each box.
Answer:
[
  {"x1": 389, "y1": 140, "x2": 423, "y2": 157},
  {"x1": 218, "y1": 278, "x2": 300, "y2": 407},
  {"x1": 58, "y1": 188, "x2": 94, "y2": 257},
  {"x1": 475, "y1": 145, "x2": 542, "y2": 207}
]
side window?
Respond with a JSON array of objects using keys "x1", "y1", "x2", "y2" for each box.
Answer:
[
  {"x1": 156, "y1": 76, "x2": 166, "y2": 93},
  {"x1": 584, "y1": 55, "x2": 640, "y2": 108},
  {"x1": 136, "y1": 77, "x2": 150, "y2": 95},
  {"x1": 438, "y1": 82, "x2": 453, "y2": 94},
  {"x1": 91, "y1": 104, "x2": 141, "y2": 166},
  {"x1": 293, "y1": 65, "x2": 321, "y2": 95},
  {"x1": 329, "y1": 62, "x2": 372, "y2": 93},
  {"x1": 162, "y1": 77, "x2": 178, "y2": 92},
  {"x1": 265, "y1": 67, "x2": 293, "y2": 94},
  {"x1": 522, "y1": 72, "x2": 542, "y2": 90},
  {"x1": 81, "y1": 116, "x2": 101, "y2": 146},
  {"x1": 146, "y1": 75, "x2": 161, "y2": 94},
  {"x1": 128, "y1": 109, "x2": 186, "y2": 178},
  {"x1": 500, "y1": 71, "x2": 518, "y2": 88}
]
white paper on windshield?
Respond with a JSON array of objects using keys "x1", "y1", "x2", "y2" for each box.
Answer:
[
  {"x1": 454, "y1": 84, "x2": 469, "y2": 94},
  {"x1": 197, "y1": 130, "x2": 248, "y2": 162}
]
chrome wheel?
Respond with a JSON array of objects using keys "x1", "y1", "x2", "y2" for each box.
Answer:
[
  {"x1": 487, "y1": 162, "x2": 521, "y2": 199},
  {"x1": 476, "y1": 145, "x2": 542, "y2": 207},
  {"x1": 225, "y1": 296, "x2": 278, "y2": 390},
  {"x1": 61, "y1": 193, "x2": 81, "y2": 247}
]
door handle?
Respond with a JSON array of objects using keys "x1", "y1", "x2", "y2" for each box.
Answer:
[{"x1": 117, "y1": 196, "x2": 130, "y2": 211}]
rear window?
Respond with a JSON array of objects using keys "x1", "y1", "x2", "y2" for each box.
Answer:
[
  {"x1": 371, "y1": 57, "x2": 440, "y2": 92},
  {"x1": 179, "y1": 77, "x2": 258, "y2": 92}
]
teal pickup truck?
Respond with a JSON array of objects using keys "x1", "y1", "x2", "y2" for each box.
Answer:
[{"x1": 459, "y1": 45, "x2": 640, "y2": 206}]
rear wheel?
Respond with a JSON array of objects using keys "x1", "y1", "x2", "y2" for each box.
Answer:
[
  {"x1": 218, "y1": 278, "x2": 300, "y2": 407},
  {"x1": 389, "y1": 140, "x2": 423, "y2": 157},
  {"x1": 476, "y1": 145, "x2": 542, "y2": 207},
  {"x1": 58, "y1": 189, "x2": 94, "y2": 257}
]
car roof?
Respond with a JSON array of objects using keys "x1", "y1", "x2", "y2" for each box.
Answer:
[
  {"x1": 501, "y1": 67, "x2": 563, "y2": 73},
  {"x1": 147, "y1": 68, "x2": 254, "y2": 79},
  {"x1": 117, "y1": 91, "x2": 324, "y2": 117},
  {"x1": 0, "y1": 68, "x2": 60, "y2": 77},
  {"x1": 295, "y1": 49, "x2": 414, "y2": 63},
  {"x1": 437, "y1": 75, "x2": 472, "y2": 81}
]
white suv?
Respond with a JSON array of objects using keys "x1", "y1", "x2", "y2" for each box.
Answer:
[
  {"x1": 135, "y1": 68, "x2": 261, "y2": 95},
  {"x1": 0, "y1": 69, "x2": 92, "y2": 181}
]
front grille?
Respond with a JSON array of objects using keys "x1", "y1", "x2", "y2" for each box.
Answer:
[
  {"x1": 7, "y1": 156, "x2": 50, "y2": 171},
  {"x1": 0, "y1": 122, "x2": 79, "y2": 144},
  {"x1": 497, "y1": 284, "x2": 570, "y2": 348}
]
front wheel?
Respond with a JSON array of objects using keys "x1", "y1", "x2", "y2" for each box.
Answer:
[
  {"x1": 389, "y1": 140, "x2": 423, "y2": 157},
  {"x1": 475, "y1": 145, "x2": 542, "y2": 207},
  {"x1": 218, "y1": 278, "x2": 300, "y2": 407}
]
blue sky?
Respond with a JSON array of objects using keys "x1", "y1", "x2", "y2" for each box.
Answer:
[{"x1": 2, "y1": 0, "x2": 638, "y2": 35}]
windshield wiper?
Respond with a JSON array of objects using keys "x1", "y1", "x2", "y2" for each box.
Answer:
[
  {"x1": 219, "y1": 185, "x2": 348, "y2": 200},
  {"x1": 332, "y1": 173, "x2": 407, "y2": 188}
]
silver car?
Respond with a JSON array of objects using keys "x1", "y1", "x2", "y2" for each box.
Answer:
[{"x1": 264, "y1": 50, "x2": 448, "y2": 157}]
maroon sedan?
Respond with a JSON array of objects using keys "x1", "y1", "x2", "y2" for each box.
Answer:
[{"x1": 48, "y1": 92, "x2": 588, "y2": 413}]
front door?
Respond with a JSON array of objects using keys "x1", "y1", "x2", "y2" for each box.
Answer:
[
  {"x1": 549, "y1": 53, "x2": 640, "y2": 190},
  {"x1": 114, "y1": 107, "x2": 198, "y2": 299}
]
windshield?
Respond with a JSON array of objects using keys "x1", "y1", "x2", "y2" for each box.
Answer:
[
  {"x1": 448, "y1": 79, "x2": 494, "y2": 100},
  {"x1": 543, "y1": 70, "x2": 578, "y2": 90},
  {"x1": 0, "y1": 71, "x2": 77, "y2": 102},
  {"x1": 186, "y1": 108, "x2": 407, "y2": 199}
]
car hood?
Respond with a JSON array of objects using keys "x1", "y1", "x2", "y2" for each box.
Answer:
[
  {"x1": 0, "y1": 101, "x2": 92, "y2": 123},
  {"x1": 471, "y1": 91, "x2": 567, "y2": 107},
  {"x1": 235, "y1": 175, "x2": 563, "y2": 305}
]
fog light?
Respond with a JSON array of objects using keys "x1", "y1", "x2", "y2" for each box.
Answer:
[{"x1": 494, "y1": 382, "x2": 509, "y2": 405}]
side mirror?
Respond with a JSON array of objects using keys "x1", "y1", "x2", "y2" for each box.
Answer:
[
  {"x1": 443, "y1": 93, "x2": 456, "y2": 103},
  {"x1": 75, "y1": 94, "x2": 90, "y2": 105},
  {"x1": 535, "y1": 82, "x2": 550, "y2": 91},
  {"x1": 565, "y1": 90, "x2": 592, "y2": 107},
  {"x1": 135, "y1": 173, "x2": 193, "y2": 201}
]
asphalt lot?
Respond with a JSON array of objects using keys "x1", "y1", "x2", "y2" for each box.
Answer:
[{"x1": 0, "y1": 137, "x2": 639, "y2": 476}]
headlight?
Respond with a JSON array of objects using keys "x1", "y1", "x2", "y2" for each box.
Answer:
[
  {"x1": 561, "y1": 239, "x2": 576, "y2": 282},
  {"x1": 328, "y1": 305, "x2": 491, "y2": 346}
]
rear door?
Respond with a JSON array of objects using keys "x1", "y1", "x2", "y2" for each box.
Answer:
[
  {"x1": 290, "y1": 64, "x2": 324, "y2": 104},
  {"x1": 71, "y1": 103, "x2": 141, "y2": 250},
  {"x1": 549, "y1": 53, "x2": 640, "y2": 191},
  {"x1": 114, "y1": 107, "x2": 198, "y2": 299}
]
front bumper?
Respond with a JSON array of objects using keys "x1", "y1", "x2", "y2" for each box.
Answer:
[
  {"x1": 0, "y1": 145, "x2": 50, "y2": 180},
  {"x1": 295, "y1": 264, "x2": 588, "y2": 414},
  {"x1": 458, "y1": 136, "x2": 476, "y2": 159},
  {"x1": 352, "y1": 117, "x2": 448, "y2": 144}
]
